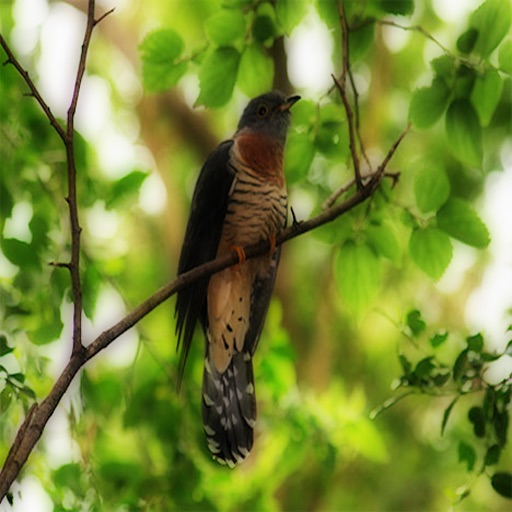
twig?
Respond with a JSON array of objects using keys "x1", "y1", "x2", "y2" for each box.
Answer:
[
  {"x1": 322, "y1": 176, "x2": 357, "y2": 210},
  {"x1": 65, "y1": 1, "x2": 113, "y2": 354},
  {"x1": 0, "y1": 36, "x2": 67, "y2": 143},
  {"x1": 347, "y1": 67, "x2": 371, "y2": 169},
  {"x1": 378, "y1": 19, "x2": 451, "y2": 55},
  {"x1": 335, "y1": 1, "x2": 362, "y2": 189}
]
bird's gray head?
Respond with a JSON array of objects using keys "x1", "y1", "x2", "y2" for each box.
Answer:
[{"x1": 237, "y1": 91, "x2": 300, "y2": 145}]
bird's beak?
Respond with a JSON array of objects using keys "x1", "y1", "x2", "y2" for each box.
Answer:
[{"x1": 279, "y1": 95, "x2": 301, "y2": 111}]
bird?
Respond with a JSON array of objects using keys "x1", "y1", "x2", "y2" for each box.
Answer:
[{"x1": 175, "y1": 91, "x2": 300, "y2": 467}]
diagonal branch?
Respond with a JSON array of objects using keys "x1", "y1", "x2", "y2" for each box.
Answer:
[{"x1": 0, "y1": 35, "x2": 67, "y2": 143}]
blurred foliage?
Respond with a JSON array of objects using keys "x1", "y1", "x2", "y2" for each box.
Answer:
[{"x1": 1, "y1": 0, "x2": 511, "y2": 510}]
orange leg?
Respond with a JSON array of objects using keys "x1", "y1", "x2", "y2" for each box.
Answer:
[{"x1": 231, "y1": 245, "x2": 246, "y2": 268}]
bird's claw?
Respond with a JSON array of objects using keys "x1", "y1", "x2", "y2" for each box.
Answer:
[{"x1": 231, "y1": 245, "x2": 246, "y2": 269}]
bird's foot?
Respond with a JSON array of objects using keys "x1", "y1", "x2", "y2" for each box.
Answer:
[{"x1": 231, "y1": 245, "x2": 246, "y2": 268}]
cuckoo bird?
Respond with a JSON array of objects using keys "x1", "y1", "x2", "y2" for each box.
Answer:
[{"x1": 175, "y1": 91, "x2": 300, "y2": 467}]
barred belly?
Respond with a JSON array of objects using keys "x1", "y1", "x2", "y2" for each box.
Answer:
[{"x1": 222, "y1": 168, "x2": 288, "y2": 249}]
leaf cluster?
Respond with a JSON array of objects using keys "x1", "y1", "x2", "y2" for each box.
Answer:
[{"x1": 386, "y1": 310, "x2": 512, "y2": 501}]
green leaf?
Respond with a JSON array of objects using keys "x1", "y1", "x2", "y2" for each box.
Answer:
[
  {"x1": 430, "y1": 331, "x2": 448, "y2": 348},
  {"x1": 441, "y1": 396, "x2": 459, "y2": 435},
  {"x1": 445, "y1": 99, "x2": 483, "y2": 167},
  {"x1": 291, "y1": 99, "x2": 317, "y2": 129},
  {"x1": 470, "y1": 0, "x2": 511, "y2": 57},
  {"x1": 106, "y1": 171, "x2": 148, "y2": 209},
  {"x1": 499, "y1": 39, "x2": 512, "y2": 74},
  {"x1": 205, "y1": 10, "x2": 246, "y2": 46},
  {"x1": 31, "y1": 314, "x2": 64, "y2": 345},
  {"x1": 453, "y1": 349, "x2": 469, "y2": 381},
  {"x1": 276, "y1": 0, "x2": 307, "y2": 35},
  {"x1": 253, "y1": 13, "x2": 277, "y2": 44},
  {"x1": 237, "y1": 44, "x2": 274, "y2": 98},
  {"x1": 409, "y1": 79, "x2": 450, "y2": 129},
  {"x1": 432, "y1": 371, "x2": 450, "y2": 387},
  {"x1": 20, "y1": 385, "x2": 36, "y2": 401},
  {"x1": 378, "y1": 0, "x2": 414, "y2": 16},
  {"x1": 196, "y1": 47, "x2": 240, "y2": 108},
  {"x1": 315, "y1": 103, "x2": 347, "y2": 157},
  {"x1": 409, "y1": 227, "x2": 453, "y2": 280},
  {"x1": 481, "y1": 352, "x2": 501, "y2": 362},
  {"x1": 10, "y1": 372, "x2": 24, "y2": 384},
  {"x1": 0, "y1": 387, "x2": 13, "y2": 413},
  {"x1": 399, "y1": 353, "x2": 412, "y2": 377},
  {"x1": 494, "y1": 409, "x2": 509, "y2": 447},
  {"x1": 1, "y1": 238, "x2": 40, "y2": 269},
  {"x1": 366, "y1": 223, "x2": 401, "y2": 264},
  {"x1": 457, "y1": 28, "x2": 479, "y2": 54},
  {"x1": 468, "y1": 406, "x2": 486, "y2": 437},
  {"x1": 458, "y1": 441, "x2": 477, "y2": 471},
  {"x1": 29, "y1": 214, "x2": 49, "y2": 251},
  {"x1": 406, "y1": 309, "x2": 426, "y2": 336},
  {"x1": 349, "y1": 24, "x2": 375, "y2": 62},
  {"x1": 53, "y1": 463, "x2": 84, "y2": 497},
  {"x1": 139, "y1": 29, "x2": 187, "y2": 92},
  {"x1": 437, "y1": 198, "x2": 490, "y2": 248},
  {"x1": 0, "y1": 335, "x2": 14, "y2": 357},
  {"x1": 284, "y1": 131, "x2": 315, "y2": 184},
  {"x1": 467, "y1": 333, "x2": 484, "y2": 352},
  {"x1": 414, "y1": 166, "x2": 450, "y2": 213},
  {"x1": 316, "y1": 0, "x2": 339, "y2": 29},
  {"x1": 334, "y1": 242, "x2": 381, "y2": 314},
  {"x1": 491, "y1": 472, "x2": 512, "y2": 498},
  {"x1": 414, "y1": 356, "x2": 436, "y2": 380},
  {"x1": 484, "y1": 444, "x2": 501, "y2": 466},
  {"x1": 431, "y1": 55, "x2": 455, "y2": 80},
  {"x1": 0, "y1": 182, "x2": 14, "y2": 219},
  {"x1": 471, "y1": 69, "x2": 503, "y2": 126},
  {"x1": 483, "y1": 387, "x2": 496, "y2": 420}
]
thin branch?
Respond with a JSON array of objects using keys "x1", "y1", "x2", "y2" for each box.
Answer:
[
  {"x1": 64, "y1": 0, "x2": 109, "y2": 354},
  {"x1": 335, "y1": 1, "x2": 362, "y2": 189},
  {"x1": 0, "y1": 35, "x2": 67, "y2": 143},
  {"x1": 347, "y1": 66, "x2": 371, "y2": 169},
  {"x1": 322, "y1": 175, "x2": 357, "y2": 211},
  {"x1": 378, "y1": 19, "x2": 451, "y2": 55}
]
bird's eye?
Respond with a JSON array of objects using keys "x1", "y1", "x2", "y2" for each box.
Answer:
[{"x1": 257, "y1": 104, "x2": 269, "y2": 118}]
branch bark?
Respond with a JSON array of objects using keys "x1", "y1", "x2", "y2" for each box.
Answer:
[{"x1": 0, "y1": 0, "x2": 409, "y2": 499}]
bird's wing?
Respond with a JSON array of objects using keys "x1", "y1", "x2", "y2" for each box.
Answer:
[
  {"x1": 175, "y1": 140, "x2": 235, "y2": 386},
  {"x1": 244, "y1": 246, "x2": 282, "y2": 356}
]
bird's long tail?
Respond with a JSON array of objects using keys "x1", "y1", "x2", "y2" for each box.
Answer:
[{"x1": 202, "y1": 346, "x2": 256, "y2": 467}]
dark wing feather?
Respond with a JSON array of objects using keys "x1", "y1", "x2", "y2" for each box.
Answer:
[
  {"x1": 244, "y1": 247, "x2": 282, "y2": 356},
  {"x1": 175, "y1": 140, "x2": 235, "y2": 386}
]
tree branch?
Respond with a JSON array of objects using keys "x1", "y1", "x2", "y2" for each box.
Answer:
[
  {"x1": 0, "y1": 36, "x2": 67, "y2": 143},
  {"x1": 336, "y1": 0, "x2": 362, "y2": 189},
  {"x1": 65, "y1": 0, "x2": 113, "y2": 354}
]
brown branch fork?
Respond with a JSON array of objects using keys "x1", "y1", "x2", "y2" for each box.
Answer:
[{"x1": 0, "y1": 0, "x2": 408, "y2": 499}]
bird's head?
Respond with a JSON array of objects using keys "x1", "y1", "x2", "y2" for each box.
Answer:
[{"x1": 237, "y1": 91, "x2": 300, "y2": 145}]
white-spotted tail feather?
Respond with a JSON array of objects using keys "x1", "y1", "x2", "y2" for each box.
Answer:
[{"x1": 202, "y1": 345, "x2": 256, "y2": 466}]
